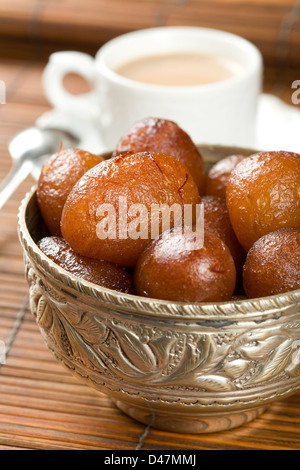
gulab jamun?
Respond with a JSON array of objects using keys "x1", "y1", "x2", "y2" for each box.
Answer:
[
  {"x1": 113, "y1": 117, "x2": 206, "y2": 195},
  {"x1": 37, "y1": 148, "x2": 104, "y2": 236},
  {"x1": 61, "y1": 152, "x2": 201, "y2": 267},
  {"x1": 226, "y1": 151, "x2": 300, "y2": 251},
  {"x1": 38, "y1": 236, "x2": 135, "y2": 294},
  {"x1": 134, "y1": 226, "x2": 236, "y2": 302},
  {"x1": 243, "y1": 227, "x2": 300, "y2": 298},
  {"x1": 202, "y1": 195, "x2": 246, "y2": 276},
  {"x1": 206, "y1": 154, "x2": 248, "y2": 198}
]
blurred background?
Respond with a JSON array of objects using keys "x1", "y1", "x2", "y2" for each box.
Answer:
[{"x1": 0, "y1": 0, "x2": 300, "y2": 104}]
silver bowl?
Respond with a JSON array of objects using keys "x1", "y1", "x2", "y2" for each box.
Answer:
[{"x1": 17, "y1": 145, "x2": 300, "y2": 434}]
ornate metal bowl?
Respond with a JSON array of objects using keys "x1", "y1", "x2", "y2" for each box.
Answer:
[{"x1": 17, "y1": 146, "x2": 300, "y2": 434}]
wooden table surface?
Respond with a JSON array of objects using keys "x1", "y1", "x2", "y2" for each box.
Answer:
[{"x1": 0, "y1": 0, "x2": 300, "y2": 452}]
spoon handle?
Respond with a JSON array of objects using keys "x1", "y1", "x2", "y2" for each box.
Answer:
[{"x1": 0, "y1": 160, "x2": 33, "y2": 210}]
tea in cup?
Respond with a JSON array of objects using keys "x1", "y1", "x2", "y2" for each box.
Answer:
[{"x1": 43, "y1": 26, "x2": 263, "y2": 149}]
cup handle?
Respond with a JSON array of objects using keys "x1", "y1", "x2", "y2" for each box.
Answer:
[{"x1": 42, "y1": 51, "x2": 100, "y2": 121}]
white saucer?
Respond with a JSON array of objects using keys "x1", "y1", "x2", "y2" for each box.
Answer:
[
  {"x1": 36, "y1": 109, "x2": 106, "y2": 156},
  {"x1": 255, "y1": 93, "x2": 300, "y2": 153},
  {"x1": 36, "y1": 93, "x2": 300, "y2": 158}
]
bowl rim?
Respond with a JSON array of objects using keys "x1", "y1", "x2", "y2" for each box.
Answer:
[{"x1": 18, "y1": 185, "x2": 300, "y2": 322}]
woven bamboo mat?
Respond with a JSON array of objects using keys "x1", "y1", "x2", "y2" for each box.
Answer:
[
  {"x1": 0, "y1": 59, "x2": 300, "y2": 450},
  {"x1": 0, "y1": 0, "x2": 299, "y2": 69}
]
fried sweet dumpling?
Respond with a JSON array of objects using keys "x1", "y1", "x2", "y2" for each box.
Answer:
[
  {"x1": 226, "y1": 151, "x2": 300, "y2": 251},
  {"x1": 113, "y1": 117, "x2": 206, "y2": 195},
  {"x1": 134, "y1": 226, "x2": 236, "y2": 302},
  {"x1": 243, "y1": 227, "x2": 300, "y2": 298},
  {"x1": 202, "y1": 195, "x2": 246, "y2": 277},
  {"x1": 206, "y1": 154, "x2": 248, "y2": 198},
  {"x1": 37, "y1": 148, "x2": 104, "y2": 236},
  {"x1": 61, "y1": 151, "x2": 201, "y2": 267},
  {"x1": 38, "y1": 236, "x2": 135, "y2": 294}
]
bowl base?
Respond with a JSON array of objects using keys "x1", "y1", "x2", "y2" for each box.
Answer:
[{"x1": 114, "y1": 400, "x2": 267, "y2": 434}]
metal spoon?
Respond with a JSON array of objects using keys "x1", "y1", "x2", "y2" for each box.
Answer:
[{"x1": 0, "y1": 126, "x2": 79, "y2": 210}]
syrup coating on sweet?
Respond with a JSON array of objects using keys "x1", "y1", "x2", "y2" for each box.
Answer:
[
  {"x1": 202, "y1": 195, "x2": 246, "y2": 276},
  {"x1": 206, "y1": 154, "x2": 248, "y2": 198},
  {"x1": 37, "y1": 148, "x2": 104, "y2": 236},
  {"x1": 38, "y1": 236, "x2": 135, "y2": 294},
  {"x1": 243, "y1": 227, "x2": 300, "y2": 298},
  {"x1": 134, "y1": 226, "x2": 236, "y2": 302},
  {"x1": 226, "y1": 151, "x2": 300, "y2": 251},
  {"x1": 113, "y1": 117, "x2": 206, "y2": 195},
  {"x1": 61, "y1": 151, "x2": 201, "y2": 267}
]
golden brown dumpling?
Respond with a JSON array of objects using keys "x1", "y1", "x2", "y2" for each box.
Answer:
[
  {"x1": 243, "y1": 227, "x2": 300, "y2": 298},
  {"x1": 38, "y1": 236, "x2": 135, "y2": 294},
  {"x1": 37, "y1": 148, "x2": 104, "y2": 236},
  {"x1": 134, "y1": 226, "x2": 236, "y2": 302},
  {"x1": 61, "y1": 151, "x2": 201, "y2": 267},
  {"x1": 202, "y1": 195, "x2": 246, "y2": 277},
  {"x1": 226, "y1": 151, "x2": 300, "y2": 251},
  {"x1": 113, "y1": 117, "x2": 206, "y2": 195},
  {"x1": 206, "y1": 154, "x2": 247, "y2": 198}
]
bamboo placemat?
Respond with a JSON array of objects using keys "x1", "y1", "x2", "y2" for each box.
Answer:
[
  {"x1": 0, "y1": 59, "x2": 300, "y2": 451},
  {"x1": 0, "y1": 0, "x2": 300, "y2": 69}
]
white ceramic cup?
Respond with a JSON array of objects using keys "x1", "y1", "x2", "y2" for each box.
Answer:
[{"x1": 42, "y1": 26, "x2": 263, "y2": 150}]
